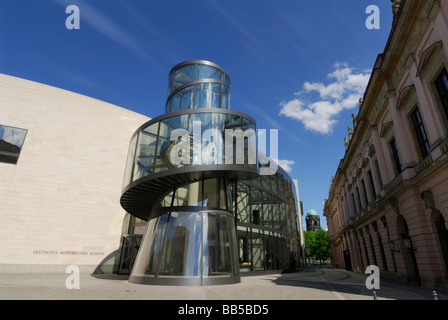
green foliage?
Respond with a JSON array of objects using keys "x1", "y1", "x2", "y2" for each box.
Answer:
[{"x1": 304, "y1": 229, "x2": 330, "y2": 263}]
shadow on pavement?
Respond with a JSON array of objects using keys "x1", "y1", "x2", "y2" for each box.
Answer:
[{"x1": 269, "y1": 265, "x2": 448, "y2": 300}]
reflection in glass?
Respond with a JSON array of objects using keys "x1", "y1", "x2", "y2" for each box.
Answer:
[
  {"x1": 165, "y1": 100, "x2": 171, "y2": 113},
  {"x1": 235, "y1": 183, "x2": 249, "y2": 223},
  {"x1": 170, "y1": 93, "x2": 182, "y2": 112},
  {"x1": 261, "y1": 175, "x2": 270, "y2": 190},
  {"x1": 123, "y1": 134, "x2": 137, "y2": 187},
  {"x1": 194, "y1": 83, "x2": 220, "y2": 109},
  {"x1": 166, "y1": 63, "x2": 231, "y2": 112},
  {"x1": 160, "y1": 191, "x2": 174, "y2": 207},
  {"x1": 203, "y1": 179, "x2": 218, "y2": 208},
  {"x1": 157, "y1": 212, "x2": 202, "y2": 278},
  {"x1": 189, "y1": 113, "x2": 214, "y2": 133},
  {"x1": 252, "y1": 228, "x2": 264, "y2": 271},
  {"x1": 237, "y1": 226, "x2": 251, "y2": 271},
  {"x1": 0, "y1": 124, "x2": 27, "y2": 165},
  {"x1": 172, "y1": 186, "x2": 188, "y2": 206},
  {"x1": 223, "y1": 114, "x2": 241, "y2": 131},
  {"x1": 251, "y1": 188, "x2": 260, "y2": 225},
  {"x1": 144, "y1": 216, "x2": 167, "y2": 277},
  {"x1": 173, "y1": 64, "x2": 196, "y2": 90},
  {"x1": 167, "y1": 83, "x2": 229, "y2": 111},
  {"x1": 262, "y1": 192, "x2": 271, "y2": 228},
  {"x1": 146, "y1": 157, "x2": 300, "y2": 272},
  {"x1": 219, "y1": 178, "x2": 229, "y2": 210},
  {"x1": 167, "y1": 62, "x2": 231, "y2": 111},
  {"x1": 180, "y1": 86, "x2": 194, "y2": 110},
  {"x1": 160, "y1": 178, "x2": 230, "y2": 210},
  {"x1": 126, "y1": 155, "x2": 302, "y2": 279},
  {"x1": 220, "y1": 85, "x2": 230, "y2": 109},
  {"x1": 198, "y1": 64, "x2": 221, "y2": 80},
  {"x1": 131, "y1": 211, "x2": 238, "y2": 280},
  {"x1": 188, "y1": 113, "x2": 223, "y2": 165},
  {"x1": 221, "y1": 72, "x2": 231, "y2": 85},
  {"x1": 167, "y1": 72, "x2": 174, "y2": 96},
  {"x1": 182, "y1": 181, "x2": 203, "y2": 206},
  {"x1": 123, "y1": 60, "x2": 301, "y2": 283},
  {"x1": 278, "y1": 168, "x2": 286, "y2": 194},
  {"x1": 133, "y1": 123, "x2": 158, "y2": 182},
  {"x1": 204, "y1": 212, "x2": 237, "y2": 277},
  {"x1": 154, "y1": 115, "x2": 189, "y2": 172},
  {"x1": 271, "y1": 197, "x2": 280, "y2": 229}
]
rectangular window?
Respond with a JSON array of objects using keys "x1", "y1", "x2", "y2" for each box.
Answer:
[
  {"x1": 351, "y1": 193, "x2": 357, "y2": 215},
  {"x1": 361, "y1": 180, "x2": 369, "y2": 206},
  {"x1": 435, "y1": 68, "x2": 448, "y2": 119},
  {"x1": 390, "y1": 138, "x2": 403, "y2": 174},
  {"x1": 356, "y1": 187, "x2": 363, "y2": 210},
  {"x1": 367, "y1": 170, "x2": 376, "y2": 200},
  {"x1": 0, "y1": 124, "x2": 27, "y2": 165},
  {"x1": 410, "y1": 108, "x2": 430, "y2": 157},
  {"x1": 374, "y1": 159, "x2": 383, "y2": 188}
]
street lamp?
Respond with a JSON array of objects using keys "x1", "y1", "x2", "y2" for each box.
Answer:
[
  {"x1": 400, "y1": 233, "x2": 417, "y2": 252},
  {"x1": 403, "y1": 238, "x2": 417, "y2": 251},
  {"x1": 389, "y1": 241, "x2": 400, "y2": 253}
]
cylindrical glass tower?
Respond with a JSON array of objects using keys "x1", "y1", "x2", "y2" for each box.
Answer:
[
  {"x1": 121, "y1": 60, "x2": 258, "y2": 285},
  {"x1": 165, "y1": 60, "x2": 231, "y2": 112}
]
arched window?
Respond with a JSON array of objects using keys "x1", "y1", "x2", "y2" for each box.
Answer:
[{"x1": 433, "y1": 212, "x2": 448, "y2": 275}]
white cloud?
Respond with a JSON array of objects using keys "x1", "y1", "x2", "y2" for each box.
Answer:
[
  {"x1": 242, "y1": 101, "x2": 308, "y2": 147},
  {"x1": 53, "y1": 0, "x2": 163, "y2": 68},
  {"x1": 275, "y1": 159, "x2": 295, "y2": 173},
  {"x1": 279, "y1": 63, "x2": 370, "y2": 134}
]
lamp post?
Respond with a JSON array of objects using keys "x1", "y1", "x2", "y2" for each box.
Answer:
[
  {"x1": 389, "y1": 241, "x2": 400, "y2": 253},
  {"x1": 403, "y1": 238, "x2": 417, "y2": 252}
]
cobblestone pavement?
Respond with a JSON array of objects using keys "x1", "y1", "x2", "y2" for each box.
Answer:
[{"x1": 0, "y1": 265, "x2": 447, "y2": 300}]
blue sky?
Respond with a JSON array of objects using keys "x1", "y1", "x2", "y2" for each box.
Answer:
[{"x1": 0, "y1": 0, "x2": 394, "y2": 230}]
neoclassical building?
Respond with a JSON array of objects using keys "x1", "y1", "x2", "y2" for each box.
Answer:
[{"x1": 324, "y1": 0, "x2": 448, "y2": 289}]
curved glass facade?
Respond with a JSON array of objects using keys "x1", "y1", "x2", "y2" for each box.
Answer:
[
  {"x1": 130, "y1": 178, "x2": 239, "y2": 285},
  {"x1": 122, "y1": 110, "x2": 257, "y2": 189},
  {"x1": 235, "y1": 168, "x2": 300, "y2": 273},
  {"x1": 122, "y1": 171, "x2": 300, "y2": 283},
  {"x1": 159, "y1": 177, "x2": 231, "y2": 210},
  {"x1": 119, "y1": 60, "x2": 300, "y2": 285},
  {"x1": 166, "y1": 61, "x2": 231, "y2": 113},
  {"x1": 131, "y1": 211, "x2": 239, "y2": 284}
]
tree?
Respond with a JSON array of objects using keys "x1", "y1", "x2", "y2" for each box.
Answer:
[
  {"x1": 314, "y1": 230, "x2": 330, "y2": 264},
  {"x1": 304, "y1": 230, "x2": 330, "y2": 265},
  {"x1": 304, "y1": 230, "x2": 315, "y2": 262}
]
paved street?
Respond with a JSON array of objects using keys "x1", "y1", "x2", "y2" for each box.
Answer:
[
  {"x1": 0, "y1": 265, "x2": 447, "y2": 300},
  {"x1": 283, "y1": 265, "x2": 448, "y2": 300}
]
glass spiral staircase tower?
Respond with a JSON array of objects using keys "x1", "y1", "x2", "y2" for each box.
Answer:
[{"x1": 120, "y1": 60, "x2": 259, "y2": 285}]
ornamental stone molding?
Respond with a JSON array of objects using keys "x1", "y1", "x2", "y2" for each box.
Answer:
[
  {"x1": 389, "y1": 197, "x2": 400, "y2": 215},
  {"x1": 391, "y1": 0, "x2": 402, "y2": 16},
  {"x1": 421, "y1": 190, "x2": 436, "y2": 210}
]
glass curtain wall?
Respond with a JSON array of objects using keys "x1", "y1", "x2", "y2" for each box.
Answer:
[
  {"x1": 122, "y1": 112, "x2": 257, "y2": 188},
  {"x1": 131, "y1": 211, "x2": 237, "y2": 279},
  {"x1": 123, "y1": 173, "x2": 300, "y2": 277},
  {"x1": 121, "y1": 61, "x2": 300, "y2": 286},
  {"x1": 129, "y1": 178, "x2": 240, "y2": 285},
  {"x1": 232, "y1": 167, "x2": 300, "y2": 273},
  {"x1": 166, "y1": 62, "x2": 231, "y2": 113}
]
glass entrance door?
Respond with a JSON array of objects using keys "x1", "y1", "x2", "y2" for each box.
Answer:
[{"x1": 118, "y1": 234, "x2": 142, "y2": 275}]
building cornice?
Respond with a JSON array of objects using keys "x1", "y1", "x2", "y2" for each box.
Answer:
[
  {"x1": 331, "y1": 0, "x2": 442, "y2": 191},
  {"x1": 325, "y1": 0, "x2": 445, "y2": 234}
]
